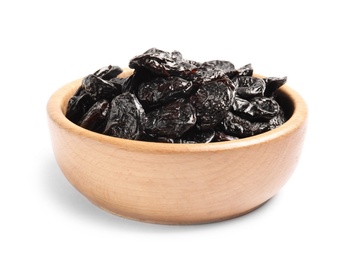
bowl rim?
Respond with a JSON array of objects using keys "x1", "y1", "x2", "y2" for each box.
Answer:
[{"x1": 47, "y1": 74, "x2": 308, "y2": 154}]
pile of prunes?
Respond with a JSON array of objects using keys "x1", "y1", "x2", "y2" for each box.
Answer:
[{"x1": 66, "y1": 48, "x2": 287, "y2": 143}]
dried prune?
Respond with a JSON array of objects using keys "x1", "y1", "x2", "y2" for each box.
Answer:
[
  {"x1": 103, "y1": 93, "x2": 145, "y2": 140},
  {"x1": 137, "y1": 76, "x2": 193, "y2": 106},
  {"x1": 263, "y1": 76, "x2": 287, "y2": 97},
  {"x1": 232, "y1": 96, "x2": 281, "y2": 121},
  {"x1": 234, "y1": 76, "x2": 266, "y2": 99},
  {"x1": 129, "y1": 48, "x2": 196, "y2": 77},
  {"x1": 82, "y1": 74, "x2": 121, "y2": 100},
  {"x1": 94, "y1": 65, "x2": 123, "y2": 80},
  {"x1": 66, "y1": 48, "x2": 287, "y2": 143},
  {"x1": 213, "y1": 131, "x2": 239, "y2": 142},
  {"x1": 202, "y1": 60, "x2": 235, "y2": 74},
  {"x1": 66, "y1": 87, "x2": 94, "y2": 124},
  {"x1": 179, "y1": 128, "x2": 215, "y2": 144},
  {"x1": 79, "y1": 99, "x2": 110, "y2": 133},
  {"x1": 144, "y1": 99, "x2": 196, "y2": 138},
  {"x1": 221, "y1": 111, "x2": 270, "y2": 138},
  {"x1": 190, "y1": 77, "x2": 236, "y2": 129}
]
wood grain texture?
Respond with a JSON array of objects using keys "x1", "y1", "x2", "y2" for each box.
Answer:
[{"x1": 47, "y1": 72, "x2": 307, "y2": 224}]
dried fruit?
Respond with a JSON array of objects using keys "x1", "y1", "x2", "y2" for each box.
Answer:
[{"x1": 65, "y1": 48, "x2": 287, "y2": 143}]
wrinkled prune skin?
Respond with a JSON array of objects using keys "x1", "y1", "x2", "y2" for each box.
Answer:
[
  {"x1": 263, "y1": 76, "x2": 287, "y2": 97},
  {"x1": 82, "y1": 74, "x2": 121, "y2": 100},
  {"x1": 234, "y1": 76, "x2": 266, "y2": 99},
  {"x1": 103, "y1": 93, "x2": 145, "y2": 140},
  {"x1": 179, "y1": 128, "x2": 215, "y2": 144},
  {"x1": 66, "y1": 87, "x2": 95, "y2": 124},
  {"x1": 226, "y1": 63, "x2": 253, "y2": 79},
  {"x1": 94, "y1": 65, "x2": 123, "y2": 80},
  {"x1": 65, "y1": 48, "x2": 288, "y2": 143},
  {"x1": 221, "y1": 111, "x2": 270, "y2": 138},
  {"x1": 232, "y1": 96, "x2": 281, "y2": 121},
  {"x1": 79, "y1": 99, "x2": 110, "y2": 133},
  {"x1": 129, "y1": 48, "x2": 196, "y2": 77},
  {"x1": 190, "y1": 77, "x2": 236, "y2": 129},
  {"x1": 137, "y1": 76, "x2": 193, "y2": 106},
  {"x1": 213, "y1": 131, "x2": 239, "y2": 142},
  {"x1": 202, "y1": 60, "x2": 235, "y2": 74},
  {"x1": 144, "y1": 99, "x2": 196, "y2": 138}
]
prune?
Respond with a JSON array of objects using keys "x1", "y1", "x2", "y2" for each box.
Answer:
[
  {"x1": 226, "y1": 63, "x2": 253, "y2": 78},
  {"x1": 213, "y1": 131, "x2": 239, "y2": 142},
  {"x1": 103, "y1": 93, "x2": 145, "y2": 140},
  {"x1": 234, "y1": 76, "x2": 266, "y2": 99},
  {"x1": 144, "y1": 99, "x2": 196, "y2": 138},
  {"x1": 190, "y1": 77, "x2": 236, "y2": 129},
  {"x1": 79, "y1": 99, "x2": 110, "y2": 133},
  {"x1": 94, "y1": 65, "x2": 123, "y2": 80},
  {"x1": 66, "y1": 87, "x2": 95, "y2": 124},
  {"x1": 202, "y1": 60, "x2": 235, "y2": 74},
  {"x1": 129, "y1": 48, "x2": 196, "y2": 77},
  {"x1": 221, "y1": 111, "x2": 270, "y2": 138},
  {"x1": 137, "y1": 76, "x2": 193, "y2": 106},
  {"x1": 263, "y1": 76, "x2": 287, "y2": 97},
  {"x1": 187, "y1": 63, "x2": 225, "y2": 84},
  {"x1": 179, "y1": 128, "x2": 215, "y2": 144},
  {"x1": 66, "y1": 48, "x2": 288, "y2": 143},
  {"x1": 232, "y1": 96, "x2": 281, "y2": 121},
  {"x1": 82, "y1": 74, "x2": 121, "y2": 100}
]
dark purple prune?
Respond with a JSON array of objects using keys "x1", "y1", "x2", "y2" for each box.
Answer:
[
  {"x1": 103, "y1": 93, "x2": 145, "y2": 140},
  {"x1": 202, "y1": 60, "x2": 235, "y2": 74},
  {"x1": 226, "y1": 63, "x2": 253, "y2": 78},
  {"x1": 66, "y1": 87, "x2": 95, "y2": 124},
  {"x1": 213, "y1": 131, "x2": 239, "y2": 142},
  {"x1": 232, "y1": 96, "x2": 281, "y2": 121},
  {"x1": 190, "y1": 77, "x2": 236, "y2": 129},
  {"x1": 93, "y1": 65, "x2": 123, "y2": 80},
  {"x1": 82, "y1": 74, "x2": 121, "y2": 100},
  {"x1": 233, "y1": 76, "x2": 266, "y2": 99},
  {"x1": 221, "y1": 111, "x2": 270, "y2": 138},
  {"x1": 187, "y1": 63, "x2": 225, "y2": 84},
  {"x1": 179, "y1": 128, "x2": 215, "y2": 144},
  {"x1": 129, "y1": 48, "x2": 196, "y2": 77},
  {"x1": 263, "y1": 76, "x2": 287, "y2": 96},
  {"x1": 108, "y1": 77, "x2": 128, "y2": 90},
  {"x1": 137, "y1": 76, "x2": 193, "y2": 106},
  {"x1": 79, "y1": 99, "x2": 110, "y2": 133},
  {"x1": 122, "y1": 67, "x2": 157, "y2": 93},
  {"x1": 145, "y1": 99, "x2": 196, "y2": 138},
  {"x1": 269, "y1": 108, "x2": 285, "y2": 129}
]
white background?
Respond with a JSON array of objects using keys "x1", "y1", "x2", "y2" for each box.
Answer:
[{"x1": 1, "y1": 0, "x2": 347, "y2": 259}]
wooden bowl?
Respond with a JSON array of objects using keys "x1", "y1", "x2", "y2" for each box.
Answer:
[{"x1": 47, "y1": 71, "x2": 307, "y2": 224}]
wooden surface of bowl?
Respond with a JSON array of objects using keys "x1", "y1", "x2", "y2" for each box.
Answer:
[{"x1": 47, "y1": 72, "x2": 307, "y2": 224}]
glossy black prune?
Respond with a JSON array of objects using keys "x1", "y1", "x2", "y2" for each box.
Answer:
[
  {"x1": 129, "y1": 48, "x2": 196, "y2": 77},
  {"x1": 103, "y1": 93, "x2": 145, "y2": 140},
  {"x1": 66, "y1": 48, "x2": 287, "y2": 143},
  {"x1": 82, "y1": 74, "x2": 121, "y2": 100},
  {"x1": 66, "y1": 87, "x2": 95, "y2": 124},
  {"x1": 232, "y1": 96, "x2": 281, "y2": 121},
  {"x1": 144, "y1": 99, "x2": 196, "y2": 138},
  {"x1": 94, "y1": 65, "x2": 123, "y2": 80},
  {"x1": 202, "y1": 60, "x2": 235, "y2": 74},
  {"x1": 79, "y1": 99, "x2": 110, "y2": 133},
  {"x1": 233, "y1": 76, "x2": 266, "y2": 99},
  {"x1": 179, "y1": 128, "x2": 215, "y2": 144},
  {"x1": 221, "y1": 111, "x2": 270, "y2": 138},
  {"x1": 213, "y1": 131, "x2": 239, "y2": 142},
  {"x1": 263, "y1": 76, "x2": 287, "y2": 97},
  {"x1": 190, "y1": 77, "x2": 236, "y2": 129},
  {"x1": 137, "y1": 76, "x2": 193, "y2": 106}
]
